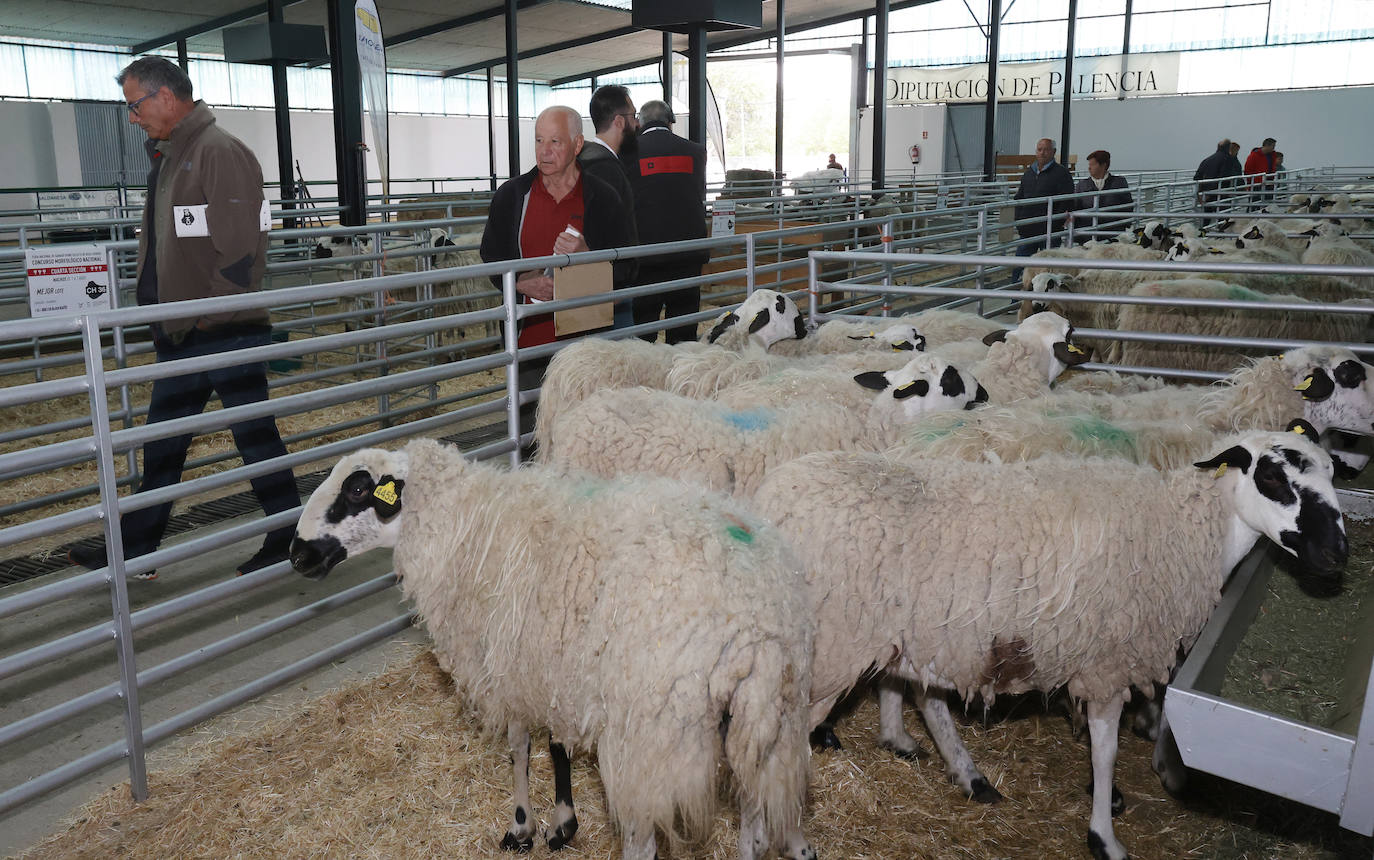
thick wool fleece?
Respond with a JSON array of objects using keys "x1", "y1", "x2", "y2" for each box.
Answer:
[
  {"x1": 546, "y1": 386, "x2": 902, "y2": 498},
  {"x1": 899, "y1": 308, "x2": 1009, "y2": 347},
  {"x1": 394, "y1": 439, "x2": 813, "y2": 845},
  {"x1": 712, "y1": 351, "x2": 921, "y2": 412},
  {"x1": 753, "y1": 450, "x2": 1233, "y2": 706},
  {"x1": 970, "y1": 331, "x2": 1060, "y2": 404},
  {"x1": 1117, "y1": 278, "x2": 1372, "y2": 373},
  {"x1": 1019, "y1": 243, "x2": 1167, "y2": 336},
  {"x1": 767, "y1": 318, "x2": 920, "y2": 358}
]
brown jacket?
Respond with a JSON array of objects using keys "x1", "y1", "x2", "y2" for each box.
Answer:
[{"x1": 137, "y1": 101, "x2": 270, "y2": 340}]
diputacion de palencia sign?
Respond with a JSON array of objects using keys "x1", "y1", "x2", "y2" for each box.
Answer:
[{"x1": 884, "y1": 52, "x2": 1181, "y2": 105}]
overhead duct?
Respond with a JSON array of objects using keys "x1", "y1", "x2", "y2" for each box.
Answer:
[
  {"x1": 632, "y1": 0, "x2": 762, "y2": 33},
  {"x1": 223, "y1": 23, "x2": 328, "y2": 65}
]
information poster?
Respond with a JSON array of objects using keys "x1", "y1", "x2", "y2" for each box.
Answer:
[{"x1": 25, "y1": 244, "x2": 113, "y2": 317}]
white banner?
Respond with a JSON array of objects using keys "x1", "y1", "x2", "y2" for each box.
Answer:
[
  {"x1": 885, "y1": 52, "x2": 1180, "y2": 105},
  {"x1": 26, "y1": 244, "x2": 113, "y2": 317},
  {"x1": 355, "y1": 0, "x2": 389, "y2": 197}
]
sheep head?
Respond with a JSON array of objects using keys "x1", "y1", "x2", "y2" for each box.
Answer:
[
  {"x1": 1194, "y1": 427, "x2": 1346, "y2": 575},
  {"x1": 854, "y1": 354, "x2": 988, "y2": 422},
  {"x1": 1284, "y1": 348, "x2": 1374, "y2": 436},
  {"x1": 985, "y1": 311, "x2": 1092, "y2": 383},
  {"x1": 291, "y1": 447, "x2": 411, "y2": 580},
  {"x1": 846, "y1": 322, "x2": 926, "y2": 352},
  {"x1": 705, "y1": 289, "x2": 806, "y2": 347}
]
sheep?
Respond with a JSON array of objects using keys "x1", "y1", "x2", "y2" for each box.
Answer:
[
  {"x1": 898, "y1": 307, "x2": 1010, "y2": 346},
  {"x1": 1115, "y1": 278, "x2": 1372, "y2": 373},
  {"x1": 289, "y1": 439, "x2": 818, "y2": 860},
  {"x1": 752, "y1": 428, "x2": 1347, "y2": 860},
  {"x1": 768, "y1": 318, "x2": 924, "y2": 357},
  {"x1": 533, "y1": 289, "x2": 805, "y2": 455},
  {"x1": 1230, "y1": 219, "x2": 1305, "y2": 259},
  {"x1": 789, "y1": 167, "x2": 846, "y2": 200},
  {"x1": 970, "y1": 311, "x2": 1091, "y2": 403},
  {"x1": 545, "y1": 353, "x2": 988, "y2": 499},
  {"x1": 1017, "y1": 243, "x2": 1167, "y2": 345}
]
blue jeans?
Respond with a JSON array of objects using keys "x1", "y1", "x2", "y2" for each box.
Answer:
[{"x1": 120, "y1": 326, "x2": 299, "y2": 557}]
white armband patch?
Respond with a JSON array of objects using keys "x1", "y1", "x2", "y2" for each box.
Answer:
[
  {"x1": 173, "y1": 204, "x2": 210, "y2": 238},
  {"x1": 259, "y1": 199, "x2": 272, "y2": 232}
]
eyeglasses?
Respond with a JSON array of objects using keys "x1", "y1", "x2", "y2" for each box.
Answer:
[
  {"x1": 618, "y1": 111, "x2": 638, "y2": 124},
  {"x1": 126, "y1": 90, "x2": 157, "y2": 116}
]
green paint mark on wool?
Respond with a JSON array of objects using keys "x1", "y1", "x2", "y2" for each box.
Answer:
[
  {"x1": 1067, "y1": 415, "x2": 1135, "y2": 451},
  {"x1": 1226, "y1": 283, "x2": 1268, "y2": 302},
  {"x1": 727, "y1": 525, "x2": 754, "y2": 543},
  {"x1": 910, "y1": 420, "x2": 963, "y2": 442}
]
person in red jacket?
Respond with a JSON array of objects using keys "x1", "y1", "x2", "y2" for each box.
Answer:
[{"x1": 1244, "y1": 137, "x2": 1277, "y2": 210}]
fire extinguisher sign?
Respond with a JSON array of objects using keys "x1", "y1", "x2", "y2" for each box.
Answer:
[{"x1": 909, "y1": 144, "x2": 921, "y2": 164}]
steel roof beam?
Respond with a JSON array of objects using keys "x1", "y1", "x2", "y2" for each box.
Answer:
[
  {"x1": 441, "y1": 24, "x2": 640, "y2": 77},
  {"x1": 131, "y1": 0, "x2": 308, "y2": 53},
  {"x1": 385, "y1": 0, "x2": 551, "y2": 49}
]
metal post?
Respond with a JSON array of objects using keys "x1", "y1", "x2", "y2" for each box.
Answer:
[
  {"x1": 872, "y1": 0, "x2": 889, "y2": 190},
  {"x1": 79, "y1": 314, "x2": 148, "y2": 802},
  {"x1": 487, "y1": 67, "x2": 498, "y2": 189},
  {"x1": 687, "y1": 25, "x2": 707, "y2": 146},
  {"x1": 1117, "y1": 0, "x2": 1133, "y2": 101},
  {"x1": 880, "y1": 220, "x2": 893, "y2": 314},
  {"x1": 807, "y1": 253, "x2": 819, "y2": 322},
  {"x1": 176, "y1": 40, "x2": 189, "y2": 73},
  {"x1": 505, "y1": 0, "x2": 521, "y2": 177},
  {"x1": 975, "y1": 207, "x2": 987, "y2": 294},
  {"x1": 775, "y1": 0, "x2": 785, "y2": 182},
  {"x1": 982, "y1": 0, "x2": 1002, "y2": 182},
  {"x1": 1061, "y1": 0, "x2": 1078, "y2": 167},
  {"x1": 268, "y1": 0, "x2": 296, "y2": 229},
  {"x1": 662, "y1": 32, "x2": 673, "y2": 103},
  {"x1": 327, "y1": 0, "x2": 366, "y2": 226},
  {"x1": 502, "y1": 269, "x2": 522, "y2": 468}
]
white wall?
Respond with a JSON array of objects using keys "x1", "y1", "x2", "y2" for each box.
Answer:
[
  {"x1": 1017, "y1": 86, "x2": 1374, "y2": 172},
  {"x1": 1, "y1": 102, "x2": 61, "y2": 189},
  {"x1": 855, "y1": 104, "x2": 947, "y2": 183}
]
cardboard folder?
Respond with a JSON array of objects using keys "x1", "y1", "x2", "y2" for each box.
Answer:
[{"x1": 553, "y1": 261, "x2": 614, "y2": 336}]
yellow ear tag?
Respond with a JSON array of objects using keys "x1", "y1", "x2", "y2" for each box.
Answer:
[
  {"x1": 1068, "y1": 344, "x2": 1085, "y2": 354},
  {"x1": 1294, "y1": 376, "x2": 1313, "y2": 391},
  {"x1": 373, "y1": 481, "x2": 399, "y2": 506},
  {"x1": 1292, "y1": 423, "x2": 1307, "y2": 435},
  {"x1": 1213, "y1": 463, "x2": 1228, "y2": 479}
]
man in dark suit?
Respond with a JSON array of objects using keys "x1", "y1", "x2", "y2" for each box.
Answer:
[
  {"x1": 578, "y1": 85, "x2": 640, "y2": 327},
  {"x1": 1013, "y1": 137, "x2": 1075, "y2": 259},
  {"x1": 1194, "y1": 138, "x2": 1242, "y2": 224},
  {"x1": 626, "y1": 99, "x2": 709, "y2": 344},
  {"x1": 1072, "y1": 149, "x2": 1133, "y2": 239}
]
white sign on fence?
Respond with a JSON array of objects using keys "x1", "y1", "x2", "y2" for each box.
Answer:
[
  {"x1": 36, "y1": 190, "x2": 122, "y2": 223},
  {"x1": 712, "y1": 199, "x2": 736, "y2": 237},
  {"x1": 25, "y1": 244, "x2": 113, "y2": 317}
]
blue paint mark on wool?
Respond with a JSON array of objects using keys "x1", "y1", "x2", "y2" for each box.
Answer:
[{"x1": 722, "y1": 408, "x2": 774, "y2": 432}]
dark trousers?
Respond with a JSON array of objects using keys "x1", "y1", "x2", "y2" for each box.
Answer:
[
  {"x1": 1011, "y1": 231, "x2": 1055, "y2": 283},
  {"x1": 122, "y1": 326, "x2": 299, "y2": 557},
  {"x1": 633, "y1": 262, "x2": 704, "y2": 345}
]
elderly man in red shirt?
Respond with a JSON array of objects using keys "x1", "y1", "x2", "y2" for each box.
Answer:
[
  {"x1": 480, "y1": 105, "x2": 635, "y2": 451},
  {"x1": 1243, "y1": 136, "x2": 1278, "y2": 210}
]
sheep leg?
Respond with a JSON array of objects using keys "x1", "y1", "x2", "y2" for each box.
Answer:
[
  {"x1": 915, "y1": 690, "x2": 1002, "y2": 803},
  {"x1": 1086, "y1": 694, "x2": 1129, "y2": 860},
  {"x1": 1151, "y1": 707, "x2": 1188, "y2": 797},
  {"x1": 501, "y1": 724, "x2": 536, "y2": 852},
  {"x1": 738, "y1": 804, "x2": 816, "y2": 860},
  {"x1": 875, "y1": 676, "x2": 929, "y2": 760},
  {"x1": 620, "y1": 820, "x2": 658, "y2": 860},
  {"x1": 544, "y1": 741, "x2": 579, "y2": 849}
]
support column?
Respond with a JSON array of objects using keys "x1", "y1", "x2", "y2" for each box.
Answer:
[
  {"x1": 487, "y1": 67, "x2": 498, "y2": 190},
  {"x1": 687, "y1": 25, "x2": 707, "y2": 146},
  {"x1": 176, "y1": 40, "x2": 189, "y2": 73},
  {"x1": 1117, "y1": 0, "x2": 1133, "y2": 101},
  {"x1": 268, "y1": 0, "x2": 296, "y2": 227},
  {"x1": 982, "y1": 0, "x2": 1001, "y2": 182},
  {"x1": 505, "y1": 0, "x2": 520, "y2": 177},
  {"x1": 1061, "y1": 0, "x2": 1077, "y2": 166},
  {"x1": 662, "y1": 31, "x2": 673, "y2": 103},
  {"x1": 327, "y1": 0, "x2": 366, "y2": 226},
  {"x1": 775, "y1": 0, "x2": 785, "y2": 181},
  {"x1": 872, "y1": 0, "x2": 889, "y2": 189}
]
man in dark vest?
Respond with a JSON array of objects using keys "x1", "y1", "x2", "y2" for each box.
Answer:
[
  {"x1": 578, "y1": 85, "x2": 640, "y2": 327},
  {"x1": 626, "y1": 100, "x2": 709, "y2": 344}
]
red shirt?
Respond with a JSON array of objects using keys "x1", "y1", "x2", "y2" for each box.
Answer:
[{"x1": 518, "y1": 173, "x2": 586, "y2": 347}]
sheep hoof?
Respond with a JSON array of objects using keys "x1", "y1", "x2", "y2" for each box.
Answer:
[
  {"x1": 1085, "y1": 780, "x2": 1126, "y2": 815},
  {"x1": 878, "y1": 739, "x2": 929, "y2": 761},
  {"x1": 1087, "y1": 829, "x2": 1128, "y2": 860},
  {"x1": 809, "y1": 725, "x2": 843, "y2": 751},
  {"x1": 545, "y1": 815, "x2": 579, "y2": 850},
  {"x1": 500, "y1": 832, "x2": 533, "y2": 852},
  {"x1": 967, "y1": 776, "x2": 1003, "y2": 804}
]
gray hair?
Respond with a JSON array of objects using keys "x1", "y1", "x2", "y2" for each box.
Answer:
[
  {"x1": 639, "y1": 100, "x2": 674, "y2": 126},
  {"x1": 538, "y1": 105, "x2": 583, "y2": 140},
  {"x1": 1037, "y1": 137, "x2": 1056, "y2": 150},
  {"x1": 116, "y1": 56, "x2": 193, "y2": 102}
]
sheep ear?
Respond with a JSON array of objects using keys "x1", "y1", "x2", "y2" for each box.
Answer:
[
  {"x1": 372, "y1": 475, "x2": 405, "y2": 519},
  {"x1": 912, "y1": 334, "x2": 927, "y2": 352},
  {"x1": 848, "y1": 333, "x2": 876, "y2": 341},
  {"x1": 747, "y1": 308, "x2": 772, "y2": 334},
  {"x1": 1334, "y1": 359, "x2": 1367, "y2": 389},
  {"x1": 853, "y1": 370, "x2": 891, "y2": 391},
  {"x1": 982, "y1": 329, "x2": 1009, "y2": 346},
  {"x1": 793, "y1": 314, "x2": 808, "y2": 339},
  {"x1": 892, "y1": 379, "x2": 930, "y2": 400},
  {"x1": 1285, "y1": 418, "x2": 1320, "y2": 438},
  {"x1": 1053, "y1": 341, "x2": 1092, "y2": 366},
  {"x1": 1295, "y1": 367, "x2": 1336, "y2": 402},
  {"x1": 706, "y1": 312, "x2": 739, "y2": 343},
  {"x1": 1194, "y1": 445, "x2": 1253, "y2": 477}
]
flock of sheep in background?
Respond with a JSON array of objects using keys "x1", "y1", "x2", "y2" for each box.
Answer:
[{"x1": 286, "y1": 180, "x2": 1374, "y2": 860}]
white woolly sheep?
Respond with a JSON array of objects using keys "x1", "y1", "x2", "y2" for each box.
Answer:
[
  {"x1": 290, "y1": 439, "x2": 818, "y2": 860},
  {"x1": 533, "y1": 289, "x2": 806, "y2": 455},
  {"x1": 1115, "y1": 278, "x2": 1372, "y2": 373},
  {"x1": 752, "y1": 429, "x2": 1348, "y2": 860},
  {"x1": 546, "y1": 353, "x2": 988, "y2": 498},
  {"x1": 968, "y1": 311, "x2": 1092, "y2": 403}
]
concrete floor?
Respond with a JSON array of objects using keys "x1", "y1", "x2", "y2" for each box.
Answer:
[{"x1": 0, "y1": 524, "x2": 429, "y2": 858}]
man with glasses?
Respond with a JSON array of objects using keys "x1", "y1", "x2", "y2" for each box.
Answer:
[
  {"x1": 578, "y1": 85, "x2": 640, "y2": 327},
  {"x1": 68, "y1": 55, "x2": 298, "y2": 580}
]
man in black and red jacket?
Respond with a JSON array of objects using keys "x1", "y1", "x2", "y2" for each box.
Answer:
[{"x1": 626, "y1": 100, "x2": 709, "y2": 344}]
